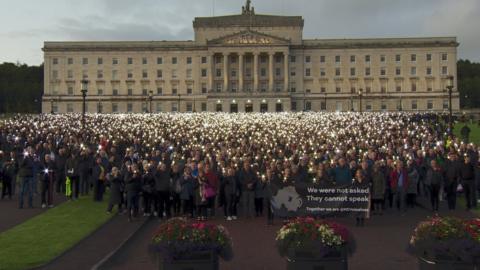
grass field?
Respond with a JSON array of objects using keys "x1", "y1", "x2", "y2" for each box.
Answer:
[
  {"x1": 454, "y1": 122, "x2": 480, "y2": 145},
  {"x1": 0, "y1": 195, "x2": 112, "y2": 270}
]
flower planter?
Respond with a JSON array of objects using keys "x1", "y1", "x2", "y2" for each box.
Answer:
[
  {"x1": 286, "y1": 247, "x2": 348, "y2": 270},
  {"x1": 418, "y1": 256, "x2": 478, "y2": 270},
  {"x1": 158, "y1": 250, "x2": 219, "y2": 270}
]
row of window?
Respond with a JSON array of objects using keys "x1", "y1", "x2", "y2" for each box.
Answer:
[
  {"x1": 297, "y1": 53, "x2": 448, "y2": 64},
  {"x1": 51, "y1": 65, "x2": 449, "y2": 81},
  {"x1": 304, "y1": 66, "x2": 449, "y2": 77},
  {"x1": 51, "y1": 53, "x2": 449, "y2": 66},
  {"x1": 292, "y1": 99, "x2": 449, "y2": 111},
  {"x1": 54, "y1": 98, "x2": 448, "y2": 114}
]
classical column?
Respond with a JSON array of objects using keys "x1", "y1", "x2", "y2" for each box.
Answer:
[
  {"x1": 239, "y1": 53, "x2": 244, "y2": 92},
  {"x1": 208, "y1": 53, "x2": 214, "y2": 92},
  {"x1": 269, "y1": 52, "x2": 274, "y2": 92},
  {"x1": 253, "y1": 52, "x2": 259, "y2": 92},
  {"x1": 223, "y1": 52, "x2": 228, "y2": 92},
  {"x1": 284, "y1": 52, "x2": 289, "y2": 92}
]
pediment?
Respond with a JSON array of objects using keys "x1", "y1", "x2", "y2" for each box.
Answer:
[{"x1": 208, "y1": 30, "x2": 290, "y2": 46}]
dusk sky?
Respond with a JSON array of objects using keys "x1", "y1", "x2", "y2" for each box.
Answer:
[{"x1": 1, "y1": 0, "x2": 479, "y2": 65}]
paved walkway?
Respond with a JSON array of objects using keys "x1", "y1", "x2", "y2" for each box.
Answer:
[
  {"x1": 99, "y1": 198, "x2": 476, "y2": 270},
  {"x1": 36, "y1": 213, "x2": 148, "y2": 270}
]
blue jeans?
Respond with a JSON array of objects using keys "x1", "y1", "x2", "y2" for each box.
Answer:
[{"x1": 19, "y1": 177, "x2": 34, "y2": 208}]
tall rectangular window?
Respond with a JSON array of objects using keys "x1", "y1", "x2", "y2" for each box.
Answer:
[
  {"x1": 157, "y1": 70, "x2": 163, "y2": 78},
  {"x1": 365, "y1": 67, "x2": 371, "y2": 76},
  {"x1": 411, "y1": 67, "x2": 416, "y2": 76},
  {"x1": 350, "y1": 68, "x2": 356, "y2": 77},
  {"x1": 335, "y1": 55, "x2": 341, "y2": 63},
  {"x1": 187, "y1": 57, "x2": 192, "y2": 64},
  {"x1": 335, "y1": 68, "x2": 341, "y2": 76},
  {"x1": 426, "y1": 53, "x2": 432, "y2": 61},
  {"x1": 128, "y1": 57, "x2": 133, "y2": 65},
  {"x1": 350, "y1": 55, "x2": 355, "y2": 63},
  {"x1": 98, "y1": 58, "x2": 103, "y2": 65},
  {"x1": 142, "y1": 57, "x2": 148, "y2": 65},
  {"x1": 305, "y1": 68, "x2": 311, "y2": 77},
  {"x1": 395, "y1": 54, "x2": 401, "y2": 62},
  {"x1": 67, "y1": 58, "x2": 73, "y2": 65},
  {"x1": 112, "y1": 58, "x2": 118, "y2": 65},
  {"x1": 320, "y1": 55, "x2": 325, "y2": 63},
  {"x1": 442, "y1": 53, "x2": 448, "y2": 61},
  {"x1": 442, "y1": 66, "x2": 448, "y2": 75},
  {"x1": 172, "y1": 57, "x2": 177, "y2": 64},
  {"x1": 365, "y1": 55, "x2": 371, "y2": 63},
  {"x1": 305, "y1": 55, "x2": 311, "y2": 63},
  {"x1": 82, "y1": 58, "x2": 88, "y2": 65},
  {"x1": 411, "y1": 54, "x2": 416, "y2": 62},
  {"x1": 157, "y1": 57, "x2": 163, "y2": 64}
]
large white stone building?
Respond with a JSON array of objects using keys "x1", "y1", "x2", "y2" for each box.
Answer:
[{"x1": 42, "y1": 1, "x2": 460, "y2": 113}]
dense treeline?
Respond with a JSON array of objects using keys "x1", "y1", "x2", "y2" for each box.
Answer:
[
  {"x1": 457, "y1": 59, "x2": 480, "y2": 109},
  {"x1": 0, "y1": 62, "x2": 43, "y2": 113},
  {"x1": 0, "y1": 60, "x2": 479, "y2": 113}
]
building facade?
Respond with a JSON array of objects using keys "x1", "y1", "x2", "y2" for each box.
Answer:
[{"x1": 42, "y1": 1, "x2": 460, "y2": 113}]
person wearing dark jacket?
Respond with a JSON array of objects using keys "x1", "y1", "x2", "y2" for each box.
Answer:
[
  {"x1": 237, "y1": 161, "x2": 258, "y2": 218},
  {"x1": 40, "y1": 154, "x2": 56, "y2": 208},
  {"x1": 125, "y1": 164, "x2": 142, "y2": 221},
  {"x1": 426, "y1": 160, "x2": 444, "y2": 211},
  {"x1": 78, "y1": 150, "x2": 92, "y2": 196},
  {"x1": 460, "y1": 156, "x2": 476, "y2": 210},
  {"x1": 390, "y1": 161, "x2": 409, "y2": 212},
  {"x1": 264, "y1": 168, "x2": 281, "y2": 225},
  {"x1": 154, "y1": 163, "x2": 171, "y2": 218},
  {"x1": 180, "y1": 167, "x2": 196, "y2": 218},
  {"x1": 142, "y1": 163, "x2": 155, "y2": 217},
  {"x1": 92, "y1": 157, "x2": 106, "y2": 201},
  {"x1": 353, "y1": 169, "x2": 369, "y2": 226},
  {"x1": 18, "y1": 147, "x2": 35, "y2": 208},
  {"x1": 107, "y1": 167, "x2": 124, "y2": 213},
  {"x1": 65, "y1": 152, "x2": 80, "y2": 199},
  {"x1": 222, "y1": 167, "x2": 239, "y2": 221},
  {"x1": 371, "y1": 163, "x2": 386, "y2": 215},
  {"x1": 55, "y1": 148, "x2": 67, "y2": 194},
  {"x1": 332, "y1": 158, "x2": 352, "y2": 186},
  {"x1": 2, "y1": 155, "x2": 16, "y2": 199},
  {"x1": 444, "y1": 153, "x2": 460, "y2": 210}
]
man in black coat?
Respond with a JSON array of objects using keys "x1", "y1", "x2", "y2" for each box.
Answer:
[
  {"x1": 65, "y1": 151, "x2": 80, "y2": 199},
  {"x1": 154, "y1": 163, "x2": 172, "y2": 218},
  {"x1": 18, "y1": 147, "x2": 35, "y2": 208},
  {"x1": 444, "y1": 153, "x2": 460, "y2": 210},
  {"x1": 460, "y1": 156, "x2": 476, "y2": 210},
  {"x1": 55, "y1": 148, "x2": 67, "y2": 194},
  {"x1": 40, "y1": 154, "x2": 56, "y2": 208},
  {"x1": 237, "y1": 161, "x2": 258, "y2": 218}
]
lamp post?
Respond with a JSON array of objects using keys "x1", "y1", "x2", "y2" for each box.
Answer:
[
  {"x1": 399, "y1": 96, "x2": 403, "y2": 111},
  {"x1": 50, "y1": 98, "x2": 54, "y2": 114},
  {"x1": 303, "y1": 91, "x2": 306, "y2": 111},
  {"x1": 80, "y1": 80, "x2": 89, "y2": 130},
  {"x1": 358, "y1": 88, "x2": 363, "y2": 113},
  {"x1": 148, "y1": 90, "x2": 153, "y2": 113},
  {"x1": 193, "y1": 96, "x2": 196, "y2": 112},
  {"x1": 324, "y1": 92, "x2": 327, "y2": 111},
  {"x1": 447, "y1": 75, "x2": 454, "y2": 133},
  {"x1": 177, "y1": 94, "x2": 181, "y2": 113}
]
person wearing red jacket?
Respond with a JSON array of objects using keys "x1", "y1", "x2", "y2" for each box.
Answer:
[
  {"x1": 204, "y1": 164, "x2": 219, "y2": 218},
  {"x1": 390, "y1": 160, "x2": 409, "y2": 213}
]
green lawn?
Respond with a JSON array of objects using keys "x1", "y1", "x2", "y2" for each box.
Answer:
[
  {"x1": 0, "y1": 195, "x2": 112, "y2": 270},
  {"x1": 454, "y1": 122, "x2": 480, "y2": 145}
]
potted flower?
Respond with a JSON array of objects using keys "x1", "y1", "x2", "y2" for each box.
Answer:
[
  {"x1": 150, "y1": 218, "x2": 233, "y2": 270},
  {"x1": 409, "y1": 216, "x2": 480, "y2": 270},
  {"x1": 276, "y1": 217, "x2": 355, "y2": 270}
]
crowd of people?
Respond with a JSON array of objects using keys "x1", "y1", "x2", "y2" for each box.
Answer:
[{"x1": 0, "y1": 112, "x2": 479, "y2": 224}]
